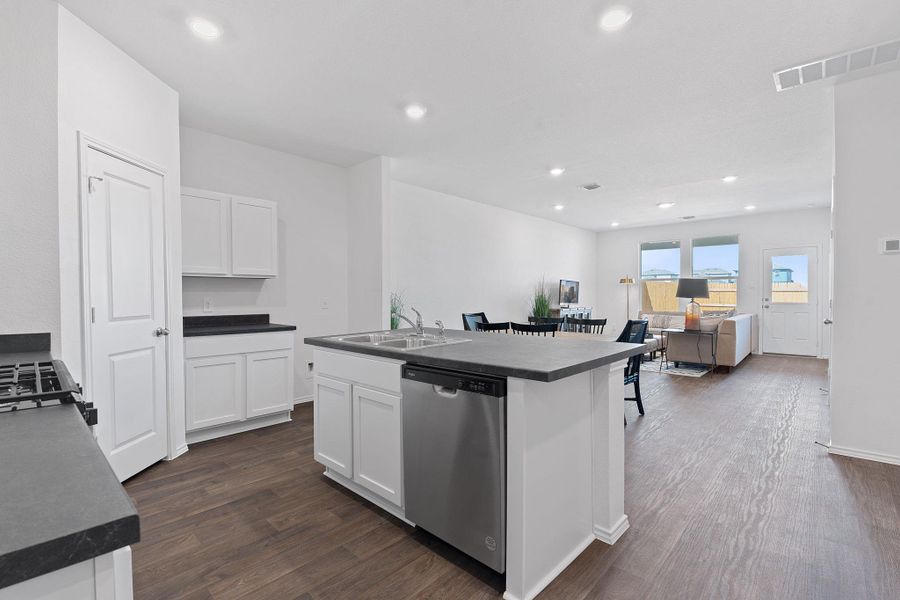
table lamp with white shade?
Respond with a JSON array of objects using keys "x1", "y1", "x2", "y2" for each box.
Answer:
[{"x1": 619, "y1": 276, "x2": 635, "y2": 321}]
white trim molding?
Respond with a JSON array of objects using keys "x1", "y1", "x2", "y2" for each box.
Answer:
[
  {"x1": 828, "y1": 445, "x2": 900, "y2": 467},
  {"x1": 501, "y1": 535, "x2": 595, "y2": 600},
  {"x1": 594, "y1": 514, "x2": 630, "y2": 544},
  {"x1": 294, "y1": 394, "x2": 312, "y2": 405}
]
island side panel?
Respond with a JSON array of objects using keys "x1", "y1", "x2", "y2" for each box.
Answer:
[
  {"x1": 592, "y1": 360, "x2": 629, "y2": 543},
  {"x1": 504, "y1": 373, "x2": 595, "y2": 600}
]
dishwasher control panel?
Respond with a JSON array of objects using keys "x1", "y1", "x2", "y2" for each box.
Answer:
[{"x1": 402, "y1": 364, "x2": 506, "y2": 397}]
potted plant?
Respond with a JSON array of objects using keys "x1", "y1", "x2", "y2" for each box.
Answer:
[
  {"x1": 530, "y1": 277, "x2": 552, "y2": 318},
  {"x1": 389, "y1": 291, "x2": 405, "y2": 330}
]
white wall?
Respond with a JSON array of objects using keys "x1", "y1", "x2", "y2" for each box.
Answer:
[
  {"x1": 180, "y1": 127, "x2": 351, "y2": 401},
  {"x1": 0, "y1": 0, "x2": 60, "y2": 352},
  {"x1": 830, "y1": 69, "x2": 900, "y2": 465},
  {"x1": 594, "y1": 208, "x2": 831, "y2": 353},
  {"x1": 387, "y1": 181, "x2": 598, "y2": 329},
  {"x1": 348, "y1": 157, "x2": 390, "y2": 331},
  {"x1": 57, "y1": 6, "x2": 184, "y2": 452}
]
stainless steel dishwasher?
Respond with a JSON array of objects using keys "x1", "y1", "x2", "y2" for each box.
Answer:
[{"x1": 401, "y1": 363, "x2": 506, "y2": 573}]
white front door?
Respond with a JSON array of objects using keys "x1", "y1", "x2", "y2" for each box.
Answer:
[
  {"x1": 762, "y1": 246, "x2": 818, "y2": 356},
  {"x1": 86, "y1": 147, "x2": 168, "y2": 481}
]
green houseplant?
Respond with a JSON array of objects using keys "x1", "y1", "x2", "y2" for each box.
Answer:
[
  {"x1": 530, "y1": 278, "x2": 553, "y2": 318},
  {"x1": 389, "y1": 291, "x2": 405, "y2": 330}
]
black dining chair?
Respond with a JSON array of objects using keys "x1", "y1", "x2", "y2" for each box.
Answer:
[
  {"x1": 511, "y1": 322, "x2": 558, "y2": 337},
  {"x1": 567, "y1": 318, "x2": 607, "y2": 334},
  {"x1": 462, "y1": 312, "x2": 488, "y2": 331},
  {"x1": 528, "y1": 316, "x2": 565, "y2": 326},
  {"x1": 618, "y1": 320, "x2": 649, "y2": 424},
  {"x1": 476, "y1": 321, "x2": 510, "y2": 333}
]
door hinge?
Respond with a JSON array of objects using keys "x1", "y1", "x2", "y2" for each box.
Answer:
[
  {"x1": 88, "y1": 176, "x2": 104, "y2": 194},
  {"x1": 91, "y1": 307, "x2": 96, "y2": 323}
]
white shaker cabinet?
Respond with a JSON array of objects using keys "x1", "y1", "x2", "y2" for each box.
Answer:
[
  {"x1": 352, "y1": 385, "x2": 403, "y2": 506},
  {"x1": 185, "y1": 332, "x2": 294, "y2": 444},
  {"x1": 181, "y1": 187, "x2": 278, "y2": 278},
  {"x1": 313, "y1": 375, "x2": 353, "y2": 479}
]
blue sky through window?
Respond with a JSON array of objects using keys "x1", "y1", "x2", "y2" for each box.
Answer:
[
  {"x1": 771, "y1": 254, "x2": 809, "y2": 286},
  {"x1": 641, "y1": 246, "x2": 679, "y2": 278},
  {"x1": 693, "y1": 243, "x2": 739, "y2": 277}
]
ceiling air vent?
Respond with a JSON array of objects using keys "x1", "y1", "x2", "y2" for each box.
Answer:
[
  {"x1": 681, "y1": 215, "x2": 696, "y2": 220},
  {"x1": 773, "y1": 38, "x2": 900, "y2": 91},
  {"x1": 580, "y1": 183, "x2": 601, "y2": 191}
]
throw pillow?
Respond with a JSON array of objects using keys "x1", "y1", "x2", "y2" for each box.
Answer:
[{"x1": 699, "y1": 316, "x2": 725, "y2": 332}]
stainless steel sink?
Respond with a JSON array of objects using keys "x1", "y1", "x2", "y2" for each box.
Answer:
[{"x1": 328, "y1": 332, "x2": 470, "y2": 351}]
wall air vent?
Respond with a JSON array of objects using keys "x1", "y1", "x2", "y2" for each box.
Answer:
[
  {"x1": 773, "y1": 39, "x2": 900, "y2": 91},
  {"x1": 681, "y1": 215, "x2": 696, "y2": 220},
  {"x1": 580, "y1": 183, "x2": 601, "y2": 191}
]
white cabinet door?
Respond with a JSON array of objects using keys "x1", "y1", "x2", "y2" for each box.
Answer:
[
  {"x1": 181, "y1": 189, "x2": 229, "y2": 276},
  {"x1": 231, "y1": 196, "x2": 277, "y2": 277},
  {"x1": 246, "y1": 349, "x2": 294, "y2": 418},
  {"x1": 314, "y1": 375, "x2": 353, "y2": 478},
  {"x1": 352, "y1": 385, "x2": 403, "y2": 506},
  {"x1": 185, "y1": 355, "x2": 244, "y2": 431}
]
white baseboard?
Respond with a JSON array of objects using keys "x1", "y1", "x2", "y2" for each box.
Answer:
[
  {"x1": 165, "y1": 443, "x2": 189, "y2": 461},
  {"x1": 322, "y1": 468, "x2": 412, "y2": 525},
  {"x1": 294, "y1": 394, "x2": 312, "y2": 405},
  {"x1": 594, "y1": 514, "x2": 630, "y2": 545},
  {"x1": 828, "y1": 445, "x2": 900, "y2": 466},
  {"x1": 503, "y1": 534, "x2": 595, "y2": 600},
  {"x1": 186, "y1": 411, "x2": 291, "y2": 444}
]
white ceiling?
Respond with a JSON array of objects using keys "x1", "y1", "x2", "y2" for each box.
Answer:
[{"x1": 59, "y1": 0, "x2": 900, "y2": 231}]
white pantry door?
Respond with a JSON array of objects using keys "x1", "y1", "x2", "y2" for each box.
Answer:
[
  {"x1": 86, "y1": 147, "x2": 168, "y2": 481},
  {"x1": 762, "y1": 246, "x2": 818, "y2": 356}
]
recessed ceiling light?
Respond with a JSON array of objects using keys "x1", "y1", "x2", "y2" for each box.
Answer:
[
  {"x1": 610, "y1": 222, "x2": 620, "y2": 227},
  {"x1": 404, "y1": 104, "x2": 427, "y2": 120},
  {"x1": 722, "y1": 175, "x2": 738, "y2": 183},
  {"x1": 744, "y1": 205, "x2": 756, "y2": 210},
  {"x1": 599, "y1": 6, "x2": 633, "y2": 32},
  {"x1": 188, "y1": 18, "x2": 222, "y2": 40},
  {"x1": 553, "y1": 204, "x2": 565, "y2": 211},
  {"x1": 657, "y1": 201, "x2": 676, "y2": 209},
  {"x1": 549, "y1": 167, "x2": 566, "y2": 177}
]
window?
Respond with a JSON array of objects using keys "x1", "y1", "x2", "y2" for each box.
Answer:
[
  {"x1": 692, "y1": 235, "x2": 739, "y2": 312},
  {"x1": 641, "y1": 241, "x2": 680, "y2": 312},
  {"x1": 770, "y1": 254, "x2": 809, "y2": 303}
]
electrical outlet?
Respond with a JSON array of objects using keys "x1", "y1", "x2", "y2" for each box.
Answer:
[
  {"x1": 202, "y1": 297, "x2": 214, "y2": 313},
  {"x1": 320, "y1": 298, "x2": 329, "y2": 311}
]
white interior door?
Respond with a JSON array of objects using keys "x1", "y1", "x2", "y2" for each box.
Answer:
[
  {"x1": 86, "y1": 147, "x2": 168, "y2": 481},
  {"x1": 762, "y1": 246, "x2": 818, "y2": 356}
]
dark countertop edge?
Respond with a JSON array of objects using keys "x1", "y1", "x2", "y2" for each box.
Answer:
[
  {"x1": 184, "y1": 323, "x2": 297, "y2": 337},
  {"x1": 0, "y1": 514, "x2": 140, "y2": 590},
  {"x1": 303, "y1": 336, "x2": 646, "y2": 382}
]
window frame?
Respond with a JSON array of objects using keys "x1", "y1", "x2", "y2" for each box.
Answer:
[
  {"x1": 639, "y1": 239, "x2": 682, "y2": 314},
  {"x1": 690, "y1": 234, "x2": 740, "y2": 313}
]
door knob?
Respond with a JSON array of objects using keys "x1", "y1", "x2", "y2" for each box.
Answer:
[
  {"x1": 763, "y1": 305, "x2": 770, "y2": 309},
  {"x1": 153, "y1": 327, "x2": 170, "y2": 337},
  {"x1": 823, "y1": 319, "x2": 833, "y2": 325}
]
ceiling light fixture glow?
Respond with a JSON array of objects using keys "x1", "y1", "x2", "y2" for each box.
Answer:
[
  {"x1": 599, "y1": 6, "x2": 633, "y2": 32},
  {"x1": 722, "y1": 175, "x2": 738, "y2": 183},
  {"x1": 610, "y1": 222, "x2": 620, "y2": 227},
  {"x1": 657, "y1": 201, "x2": 676, "y2": 209},
  {"x1": 404, "y1": 104, "x2": 427, "y2": 120},
  {"x1": 744, "y1": 205, "x2": 756, "y2": 210},
  {"x1": 188, "y1": 18, "x2": 222, "y2": 40},
  {"x1": 553, "y1": 204, "x2": 565, "y2": 211},
  {"x1": 549, "y1": 167, "x2": 566, "y2": 176}
]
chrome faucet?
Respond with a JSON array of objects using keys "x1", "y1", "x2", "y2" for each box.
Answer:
[
  {"x1": 392, "y1": 306, "x2": 425, "y2": 336},
  {"x1": 435, "y1": 320, "x2": 445, "y2": 340}
]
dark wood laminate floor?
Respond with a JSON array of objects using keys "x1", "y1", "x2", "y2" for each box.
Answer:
[{"x1": 125, "y1": 355, "x2": 900, "y2": 599}]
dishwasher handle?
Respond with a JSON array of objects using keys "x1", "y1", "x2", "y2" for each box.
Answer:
[{"x1": 433, "y1": 385, "x2": 459, "y2": 398}]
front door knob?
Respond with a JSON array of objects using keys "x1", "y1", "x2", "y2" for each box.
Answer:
[{"x1": 154, "y1": 327, "x2": 170, "y2": 337}]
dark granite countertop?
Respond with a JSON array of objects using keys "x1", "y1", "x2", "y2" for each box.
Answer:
[
  {"x1": 0, "y1": 404, "x2": 140, "y2": 589},
  {"x1": 183, "y1": 314, "x2": 297, "y2": 337},
  {"x1": 304, "y1": 328, "x2": 646, "y2": 382}
]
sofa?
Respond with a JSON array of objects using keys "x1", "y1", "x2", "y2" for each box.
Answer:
[{"x1": 640, "y1": 312, "x2": 753, "y2": 370}]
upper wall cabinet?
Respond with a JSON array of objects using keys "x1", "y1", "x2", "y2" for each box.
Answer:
[{"x1": 181, "y1": 187, "x2": 278, "y2": 278}]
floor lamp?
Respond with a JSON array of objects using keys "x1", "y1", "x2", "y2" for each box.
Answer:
[{"x1": 619, "y1": 276, "x2": 635, "y2": 321}]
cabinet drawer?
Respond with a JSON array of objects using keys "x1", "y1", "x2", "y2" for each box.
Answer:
[
  {"x1": 185, "y1": 332, "x2": 294, "y2": 359},
  {"x1": 313, "y1": 348, "x2": 403, "y2": 395}
]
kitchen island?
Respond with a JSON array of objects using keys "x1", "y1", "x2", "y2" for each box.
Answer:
[{"x1": 305, "y1": 328, "x2": 645, "y2": 600}]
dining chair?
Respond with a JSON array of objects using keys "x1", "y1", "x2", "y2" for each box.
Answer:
[
  {"x1": 462, "y1": 312, "x2": 488, "y2": 331},
  {"x1": 511, "y1": 322, "x2": 558, "y2": 337},
  {"x1": 618, "y1": 319, "x2": 649, "y2": 424},
  {"x1": 476, "y1": 321, "x2": 510, "y2": 333},
  {"x1": 567, "y1": 318, "x2": 607, "y2": 334}
]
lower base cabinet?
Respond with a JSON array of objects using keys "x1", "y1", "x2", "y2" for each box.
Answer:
[
  {"x1": 185, "y1": 333, "x2": 294, "y2": 442},
  {"x1": 312, "y1": 350, "x2": 404, "y2": 509}
]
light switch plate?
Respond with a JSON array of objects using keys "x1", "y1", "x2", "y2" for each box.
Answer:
[
  {"x1": 880, "y1": 238, "x2": 900, "y2": 254},
  {"x1": 203, "y1": 297, "x2": 214, "y2": 312}
]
